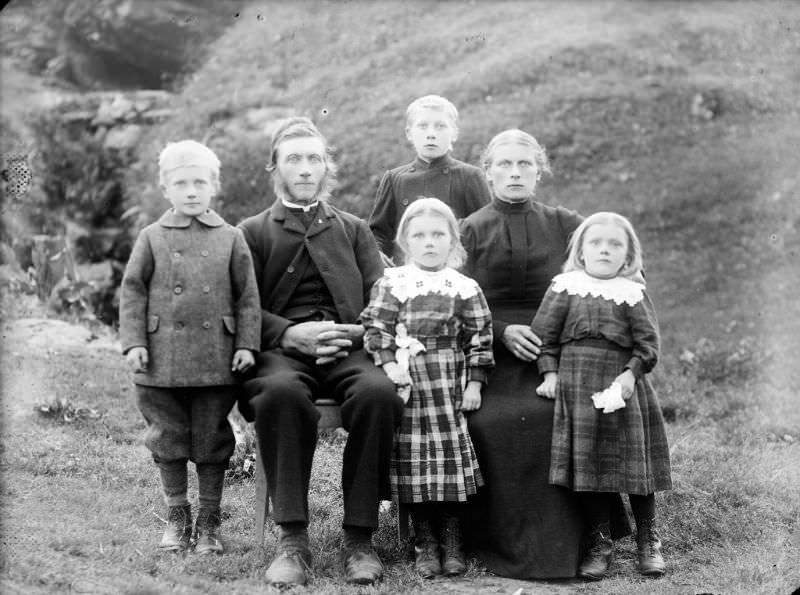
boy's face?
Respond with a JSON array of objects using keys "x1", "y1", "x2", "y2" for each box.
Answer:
[
  {"x1": 161, "y1": 165, "x2": 217, "y2": 217},
  {"x1": 274, "y1": 136, "x2": 328, "y2": 204},
  {"x1": 406, "y1": 107, "x2": 456, "y2": 162}
]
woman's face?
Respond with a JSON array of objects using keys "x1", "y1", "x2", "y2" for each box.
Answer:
[{"x1": 486, "y1": 142, "x2": 540, "y2": 203}]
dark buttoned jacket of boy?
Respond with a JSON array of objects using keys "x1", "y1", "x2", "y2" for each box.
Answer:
[
  {"x1": 119, "y1": 209, "x2": 262, "y2": 386},
  {"x1": 238, "y1": 199, "x2": 384, "y2": 351},
  {"x1": 368, "y1": 153, "x2": 491, "y2": 260}
]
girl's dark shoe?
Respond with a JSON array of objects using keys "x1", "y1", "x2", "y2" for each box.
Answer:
[
  {"x1": 193, "y1": 507, "x2": 224, "y2": 555},
  {"x1": 578, "y1": 522, "x2": 613, "y2": 580},
  {"x1": 440, "y1": 513, "x2": 466, "y2": 577},
  {"x1": 412, "y1": 519, "x2": 441, "y2": 578},
  {"x1": 636, "y1": 519, "x2": 666, "y2": 576},
  {"x1": 159, "y1": 504, "x2": 192, "y2": 551}
]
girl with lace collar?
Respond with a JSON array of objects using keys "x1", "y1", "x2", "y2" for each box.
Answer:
[
  {"x1": 531, "y1": 211, "x2": 672, "y2": 581},
  {"x1": 361, "y1": 198, "x2": 494, "y2": 579}
]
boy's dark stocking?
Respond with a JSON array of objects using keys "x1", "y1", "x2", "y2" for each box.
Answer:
[{"x1": 194, "y1": 462, "x2": 228, "y2": 555}]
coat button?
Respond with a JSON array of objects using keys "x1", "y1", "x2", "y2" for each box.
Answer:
[
  {"x1": 203, "y1": 286, "x2": 211, "y2": 293},
  {"x1": 202, "y1": 321, "x2": 210, "y2": 329},
  {"x1": 287, "y1": 265, "x2": 295, "y2": 273},
  {"x1": 442, "y1": 167, "x2": 450, "y2": 174},
  {"x1": 402, "y1": 199, "x2": 409, "y2": 206},
  {"x1": 174, "y1": 322, "x2": 183, "y2": 330},
  {"x1": 173, "y1": 251, "x2": 181, "y2": 258},
  {"x1": 201, "y1": 250, "x2": 209, "y2": 257},
  {"x1": 174, "y1": 286, "x2": 182, "y2": 294}
]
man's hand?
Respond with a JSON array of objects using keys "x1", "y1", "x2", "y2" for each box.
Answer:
[
  {"x1": 281, "y1": 321, "x2": 365, "y2": 365},
  {"x1": 126, "y1": 347, "x2": 148, "y2": 372},
  {"x1": 232, "y1": 349, "x2": 255, "y2": 372},
  {"x1": 502, "y1": 324, "x2": 542, "y2": 362}
]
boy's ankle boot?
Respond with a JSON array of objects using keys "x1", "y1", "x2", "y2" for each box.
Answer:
[
  {"x1": 265, "y1": 524, "x2": 311, "y2": 587},
  {"x1": 193, "y1": 507, "x2": 223, "y2": 555},
  {"x1": 578, "y1": 522, "x2": 613, "y2": 580},
  {"x1": 159, "y1": 504, "x2": 192, "y2": 551},
  {"x1": 412, "y1": 519, "x2": 441, "y2": 578},
  {"x1": 636, "y1": 519, "x2": 665, "y2": 576},
  {"x1": 440, "y1": 513, "x2": 466, "y2": 577}
]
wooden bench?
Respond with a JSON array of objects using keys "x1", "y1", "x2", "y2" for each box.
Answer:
[{"x1": 254, "y1": 398, "x2": 410, "y2": 543}]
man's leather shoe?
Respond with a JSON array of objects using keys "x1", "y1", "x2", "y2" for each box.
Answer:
[{"x1": 342, "y1": 528, "x2": 383, "y2": 585}]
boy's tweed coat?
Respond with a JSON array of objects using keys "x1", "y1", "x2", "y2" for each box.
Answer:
[
  {"x1": 237, "y1": 199, "x2": 384, "y2": 350},
  {"x1": 119, "y1": 209, "x2": 261, "y2": 387}
]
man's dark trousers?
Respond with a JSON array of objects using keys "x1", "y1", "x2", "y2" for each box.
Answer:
[{"x1": 241, "y1": 348, "x2": 403, "y2": 530}]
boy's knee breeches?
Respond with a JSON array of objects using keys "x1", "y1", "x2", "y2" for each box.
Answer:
[{"x1": 135, "y1": 384, "x2": 238, "y2": 465}]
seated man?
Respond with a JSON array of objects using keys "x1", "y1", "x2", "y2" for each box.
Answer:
[{"x1": 238, "y1": 116, "x2": 404, "y2": 587}]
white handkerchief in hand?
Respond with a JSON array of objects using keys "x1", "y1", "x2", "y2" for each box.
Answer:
[{"x1": 590, "y1": 381, "x2": 626, "y2": 413}]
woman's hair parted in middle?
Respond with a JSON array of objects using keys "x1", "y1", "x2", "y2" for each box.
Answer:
[
  {"x1": 265, "y1": 116, "x2": 338, "y2": 201},
  {"x1": 563, "y1": 211, "x2": 645, "y2": 280},
  {"x1": 480, "y1": 128, "x2": 551, "y2": 179},
  {"x1": 394, "y1": 197, "x2": 467, "y2": 269}
]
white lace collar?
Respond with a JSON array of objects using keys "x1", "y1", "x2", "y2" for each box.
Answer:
[
  {"x1": 384, "y1": 265, "x2": 478, "y2": 302},
  {"x1": 551, "y1": 270, "x2": 645, "y2": 306}
]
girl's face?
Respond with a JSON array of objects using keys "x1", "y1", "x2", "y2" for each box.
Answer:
[
  {"x1": 581, "y1": 223, "x2": 629, "y2": 279},
  {"x1": 162, "y1": 165, "x2": 216, "y2": 217},
  {"x1": 274, "y1": 136, "x2": 328, "y2": 204},
  {"x1": 406, "y1": 107, "x2": 456, "y2": 162},
  {"x1": 486, "y1": 142, "x2": 540, "y2": 203},
  {"x1": 404, "y1": 213, "x2": 452, "y2": 270}
]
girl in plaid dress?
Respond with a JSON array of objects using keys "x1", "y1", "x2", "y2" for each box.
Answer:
[
  {"x1": 532, "y1": 212, "x2": 672, "y2": 580},
  {"x1": 361, "y1": 197, "x2": 494, "y2": 578}
]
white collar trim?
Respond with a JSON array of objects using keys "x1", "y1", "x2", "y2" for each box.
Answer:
[
  {"x1": 384, "y1": 265, "x2": 479, "y2": 301},
  {"x1": 281, "y1": 198, "x2": 319, "y2": 212},
  {"x1": 551, "y1": 270, "x2": 645, "y2": 306}
]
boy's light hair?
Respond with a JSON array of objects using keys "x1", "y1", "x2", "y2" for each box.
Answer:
[
  {"x1": 265, "y1": 116, "x2": 338, "y2": 202},
  {"x1": 563, "y1": 211, "x2": 644, "y2": 280},
  {"x1": 158, "y1": 140, "x2": 221, "y2": 187},
  {"x1": 481, "y1": 128, "x2": 551, "y2": 179},
  {"x1": 405, "y1": 95, "x2": 459, "y2": 133},
  {"x1": 394, "y1": 197, "x2": 467, "y2": 269}
]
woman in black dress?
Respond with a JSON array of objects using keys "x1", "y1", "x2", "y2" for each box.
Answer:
[{"x1": 460, "y1": 129, "x2": 628, "y2": 579}]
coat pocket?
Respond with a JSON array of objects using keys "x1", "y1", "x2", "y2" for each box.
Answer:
[
  {"x1": 147, "y1": 315, "x2": 159, "y2": 333},
  {"x1": 222, "y1": 316, "x2": 236, "y2": 334}
]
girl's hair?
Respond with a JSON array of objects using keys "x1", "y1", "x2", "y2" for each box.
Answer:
[
  {"x1": 265, "y1": 116, "x2": 338, "y2": 201},
  {"x1": 563, "y1": 211, "x2": 644, "y2": 279},
  {"x1": 394, "y1": 197, "x2": 467, "y2": 269},
  {"x1": 480, "y1": 128, "x2": 551, "y2": 178},
  {"x1": 405, "y1": 95, "x2": 459, "y2": 133},
  {"x1": 158, "y1": 140, "x2": 221, "y2": 187}
]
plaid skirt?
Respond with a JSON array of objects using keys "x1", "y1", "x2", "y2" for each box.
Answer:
[
  {"x1": 392, "y1": 338, "x2": 484, "y2": 503},
  {"x1": 549, "y1": 338, "x2": 672, "y2": 494}
]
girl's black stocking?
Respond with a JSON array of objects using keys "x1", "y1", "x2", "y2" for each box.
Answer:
[{"x1": 629, "y1": 493, "x2": 656, "y2": 524}]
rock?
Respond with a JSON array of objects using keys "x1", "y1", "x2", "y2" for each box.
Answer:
[{"x1": 103, "y1": 124, "x2": 143, "y2": 151}]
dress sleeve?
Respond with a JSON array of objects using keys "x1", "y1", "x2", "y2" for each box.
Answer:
[
  {"x1": 530, "y1": 285, "x2": 570, "y2": 374},
  {"x1": 118, "y1": 230, "x2": 154, "y2": 354},
  {"x1": 360, "y1": 276, "x2": 400, "y2": 366},
  {"x1": 368, "y1": 170, "x2": 396, "y2": 258},
  {"x1": 461, "y1": 285, "x2": 495, "y2": 384},
  {"x1": 625, "y1": 290, "x2": 660, "y2": 379}
]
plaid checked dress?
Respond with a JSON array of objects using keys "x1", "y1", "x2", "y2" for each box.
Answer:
[
  {"x1": 531, "y1": 271, "x2": 672, "y2": 495},
  {"x1": 361, "y1": 265, "x2": 494, "y2": 503}
]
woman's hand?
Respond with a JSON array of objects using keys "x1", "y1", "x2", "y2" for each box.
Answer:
[
  {"x1": 461, "y1": 381, "x2": 483, "y2": 411},
  {"x1": 232, "y1": 349, "x2": 255, "y2": 372},
  {"x1": 125, "y1": 347, "x2": 148, "y2": 372},
  {"x1": 614, "y1": 369, "x2": 636, "y2": 400},
  {"x1": 536, "y1": 372, "x2": 558, "y2": 399},
  {"x1": 502, "y1": 325, "x2": 542, "y2": 362}
]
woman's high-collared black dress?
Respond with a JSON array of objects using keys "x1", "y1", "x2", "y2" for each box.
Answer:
[{"x1": 460, "y1": 197, "x2": 626, "y2": 578}]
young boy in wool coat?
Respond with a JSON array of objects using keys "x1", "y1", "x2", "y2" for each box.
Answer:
[{"x1": 119, "y1": 140, "x2": 261, "y2": 554}]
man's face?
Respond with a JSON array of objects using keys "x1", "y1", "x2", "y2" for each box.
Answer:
[{"x1": 274, "y1": 136, "x2": 328, "y2": 204}]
